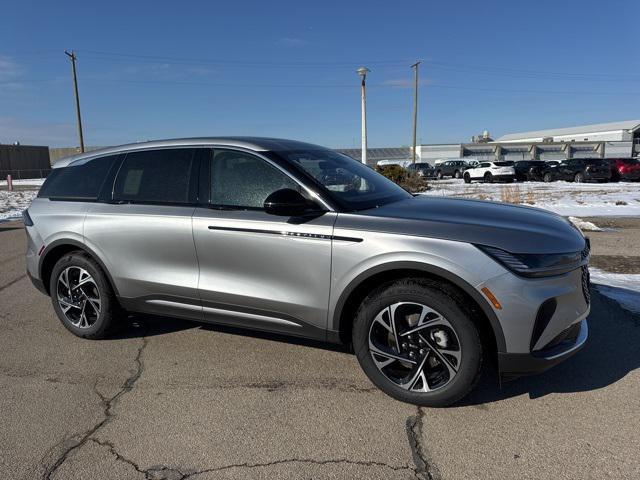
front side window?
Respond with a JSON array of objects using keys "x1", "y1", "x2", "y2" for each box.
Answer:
[
  {"x1": 210, "y1": 150, "x2": 299, "y2": 209},
  {"x1": 270, "y1": 148, "x2": 411, "y2": 211},
  {"x1": 113, "y1": 148, "x2": 196, "y2": 204},
  {"x1": 38, "y1": 154, "x2": 119, "y2": 200}
]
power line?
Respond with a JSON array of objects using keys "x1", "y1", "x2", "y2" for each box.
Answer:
[{"x1": 2, "y1": 76, "x2": 638, "y2": 95}]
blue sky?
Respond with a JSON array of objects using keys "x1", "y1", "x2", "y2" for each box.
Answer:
[{"x1": 1, "y1": 0, "x2": 639, "y2": 148}]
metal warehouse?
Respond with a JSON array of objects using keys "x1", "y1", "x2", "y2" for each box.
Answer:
[{"x1": 417, "y1": 120, "x2": 640, "y2": 163}]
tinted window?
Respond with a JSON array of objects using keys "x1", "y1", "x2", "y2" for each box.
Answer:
[
  {"x1": 494, "y1": 161, "x2": 514, "y2": 167},
  {"x1": 211, "y1": 150, "x2": 299, "y2": 209},
  {"x1": 113, "y1": 149, "x2": 196, "y2": 204},
  {"x1": 480, "y1": 163, "x2": 491, "y2": 167},
  {"x1": 38, "y1": 155, "x2": 119, "y2": 200}
]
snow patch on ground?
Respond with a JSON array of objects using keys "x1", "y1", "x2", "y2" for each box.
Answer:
[
  {"x1": 568, "y1": 217, "x2": 603, "y2": 232},
  {"x1": 0, "y1": 189, "x2": 37, "y2": 220},
  {"x1": 0, "y1": 178, "x2": 45, "y2": 187},
  {"x1": 0, "y1": 178, "x2": 44, "y2": 220},
  {"x1": 590, "y1": 267, "x2": 640, "y2": 314},
  {"x1": 421, "y1": 180, "x2": 640, "y2": 217}
]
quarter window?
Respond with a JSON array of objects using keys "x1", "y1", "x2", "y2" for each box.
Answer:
[
  {"x1": 38, "y1": 155, "x2": 120, "y2": 200},
  {"x1": 210, "y1": 150, "x2": 299, "y2": 209},
  {"x1": 113, "y1": 149, "x2": 196, "y2": 204}
]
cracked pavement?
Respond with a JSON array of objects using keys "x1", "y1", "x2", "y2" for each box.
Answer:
[{"x1": 1, "y1": 220, "x2": 639, "y2": 479}]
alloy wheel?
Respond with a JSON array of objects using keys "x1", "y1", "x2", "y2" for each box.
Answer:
[
  {"x1": 368, "y1": 302, "x2": 462, "y2": 393},
  {"x1": 56, "y1": 267, "x2": 101, "y2": 329}
]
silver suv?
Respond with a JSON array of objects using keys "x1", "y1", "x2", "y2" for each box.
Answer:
[{"x1": 25, "y1": 138, "x2": 590, "y2": 406}]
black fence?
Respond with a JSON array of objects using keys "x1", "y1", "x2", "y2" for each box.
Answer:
[
  {"x1": 1, "y1": 168, "x2": 51, "y2": 180},
  {"x1": 0, "y1": 145, "x2": 51, "y2": 179}
]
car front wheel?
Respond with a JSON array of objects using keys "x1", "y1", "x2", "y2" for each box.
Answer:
[
  {"x1": 574, "y1": 172, "x2": 585, "y2": 183},
  {"x1": 484, "y1": 172, "x2": 493, "y2": 183},
  {"x1": 463, "y1": 173, "x2": 471, "y2": 183},
  {"x1": 50, "y1": 251, "x2": 120, "y2": 339},
  {"x1": 352, "y1": 279, "x2": 482, "y2": 407},
  {"x1": 543, "y1": 172, "x2": 553, "y2": 182}
]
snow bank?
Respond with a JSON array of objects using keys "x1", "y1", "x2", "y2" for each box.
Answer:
[
  {"x1": 568, "y1": 217, "x2": 603, "y2": 232},
  {"x1": 0, "y1": 178, "x2": 45, "y2": 187},
  {"x1": 590, "y1": 267, "x2": 640, "y2": 314},
  {"x1": 0, "y1": 190, "x2": 38, "y2": 220}
]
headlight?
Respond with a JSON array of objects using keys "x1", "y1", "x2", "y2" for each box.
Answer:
[{"x1": 476, "y1": 245, "x2": 585, "y2": 277}]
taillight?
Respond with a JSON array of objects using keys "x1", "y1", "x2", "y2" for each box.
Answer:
[{"x1": 22, "y1": 209, "x2": 34, "y2": 226}]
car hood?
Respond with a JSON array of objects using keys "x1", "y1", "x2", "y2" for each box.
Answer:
[{"x1": 338, "y1": 196, "x2": 586, "y2": 254}]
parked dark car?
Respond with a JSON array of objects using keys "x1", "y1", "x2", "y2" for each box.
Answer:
[
  {"x1": 406, "y1": 162, "x2": 437, "y2": 178},
  {"x1": 435, "y1": 160, "x2": 467, "y2": 179},
  {"x1": 513, "y1": 160, "x2": 547, "y2": 182},
  {"x1": 609, "y1": 158, "x2": 640, "y2": 181},
  {"x1": 541, "y1": 158, "x2": 611, "y2": 183}
]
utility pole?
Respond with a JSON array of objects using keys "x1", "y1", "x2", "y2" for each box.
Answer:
[
  {"x1": 411, "y1": 61, "x2": 421, "y2": 164},
  {"x1": 64, "y1": 50, "x2": 85, "y2": 153},
  {"x1": 357, "y1": 67, "x2": 370, "y2": 165}
]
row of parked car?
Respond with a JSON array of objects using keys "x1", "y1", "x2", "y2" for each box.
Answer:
[{"x1": 406, "y1": 158, "x2": 640, "y2": 183}]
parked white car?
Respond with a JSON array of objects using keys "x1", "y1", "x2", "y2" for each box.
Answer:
[{"x1": 463, "y1": 161, "x2": 516, "y2": 183}]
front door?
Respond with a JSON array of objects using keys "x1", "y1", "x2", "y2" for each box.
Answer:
[{"x1": 192, "y1": 148, "x2": 335, "y2": 339}]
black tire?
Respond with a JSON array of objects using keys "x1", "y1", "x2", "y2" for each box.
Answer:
[
  {"x1": 49, "y1": 251, "x2": 120, "y2": 339},
  {"x1": 543, "y1": 172, "x2": 553, "y2": 183},
  {"x1": 574, "y1": 172, "x2": 584, "y2": 183},
  {"x1": 463, "y1": 173, "x2": 471, "y2": 184},
  {"x1": 484, "y1": 172, "x2": 493, "y2": 183},
  {"x1": 454, "y1": 170, "x2": 461, "y2": 179},
  {"x1": 352, "y1": 279, "x2": 482, "y2": 407},
  {"x1": 436, "y1": 171, "x2": 443, "y2": 180}
]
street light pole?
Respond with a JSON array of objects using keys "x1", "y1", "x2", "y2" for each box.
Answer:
[
  {"x1": 411, "y1": 61, "x2": 421, "y2": 164},
  {"x1": 357, "y1": 67, "x2": 370, "y2": 165},
  {"x1": 64, "y1": 50, "x2": 85, "y2": 153}
]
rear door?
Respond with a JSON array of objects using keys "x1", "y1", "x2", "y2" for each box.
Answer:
[
  {"x1": 472, "y1": 162, "x2": 491, "y2": 179},
  {"x1": 84, "y1": 147, "x2": 203, "y2": 319},
  {"x1": 192, "y1": 148, "x2": 336, "y2": 339}
]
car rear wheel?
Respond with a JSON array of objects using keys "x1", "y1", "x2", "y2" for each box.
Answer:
[
  {"x1": 436, "y1": 171, "x2": 443, "y2": 180},
  {"x1": 352, "y1": 279, "x2": 482, "y2": 407},
  {"x1": 484, "y1": 172, "x2": 493, "y2": 183},
  {"x1": 574, "y1": 172, "x2": 585, "y2": 183},
  {"x1": 454, "y1": 170, "x2": 461, "y2": 179},
  {"x1": 463, "y1": 172, "x2": 471, "y2": 184},
  {"x1": 543, "y1": 172, "x2": 553, "y2": 182},
  {"x1": 49, "y1": 251, "x2": 119, "y2": 339}
]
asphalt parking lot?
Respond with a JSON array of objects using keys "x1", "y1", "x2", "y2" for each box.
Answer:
[{"x1": 1, "y1": 220, "x2": 639, "y2": 480}]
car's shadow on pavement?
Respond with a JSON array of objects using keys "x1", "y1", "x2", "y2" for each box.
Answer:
[
  {"x1": 458, "y1": 290, "x2": 640, "y2": 407},
  {"x1": 107, "y1": 290, "x2": 639, "y2": 406}
]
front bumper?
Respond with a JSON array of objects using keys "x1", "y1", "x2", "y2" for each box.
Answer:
[{"x1": 498, "y1": 319, "x2": 588, "y2": 380}]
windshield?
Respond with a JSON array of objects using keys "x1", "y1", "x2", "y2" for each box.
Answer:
[{"x1": 270, "y1": 149, "x2": 412, "y2": 211}]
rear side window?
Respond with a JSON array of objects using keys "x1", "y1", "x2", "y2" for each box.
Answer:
[
  {"x1": 113, "y1": 149, "x2": 196, "y2": 204},
  {"x1": 39, "y1": 155, "x2": 119, "y2": 200}
]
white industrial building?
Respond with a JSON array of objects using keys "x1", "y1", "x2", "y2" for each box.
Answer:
[
  {"x1": 417, "y1": 120, "x2": 640, "y2": 163},
  {"x1": 497, "y1": 120, "x2": 640, "y2": 143}
]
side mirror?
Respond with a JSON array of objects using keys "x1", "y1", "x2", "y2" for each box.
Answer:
[{"x1": 264, "y1": 188, "x2": 320, "y2": 217}]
